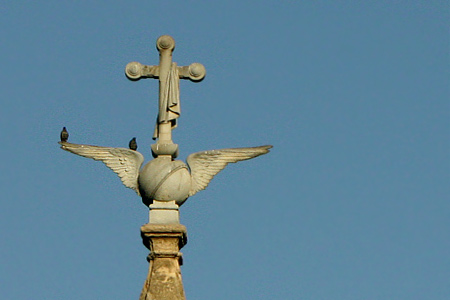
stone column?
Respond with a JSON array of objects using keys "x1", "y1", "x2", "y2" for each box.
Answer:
[{"x1": 139, "y1": 224, "x2": 188, "y2": 300}]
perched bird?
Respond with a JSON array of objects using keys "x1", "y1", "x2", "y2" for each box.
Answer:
[
  {"x1": 59, "y1": 141, "x2": 272, "y2": 206},
  {"x1": 60, "y1": 127, "x2": 69, "y2": 142},
  {"x1": 129, "y1": 137, "x2": 137, "y2": 150}
]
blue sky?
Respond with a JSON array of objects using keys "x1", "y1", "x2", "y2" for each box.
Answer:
[{"x1": 1, "y1": 1, "x2": 448, "y2": 299}]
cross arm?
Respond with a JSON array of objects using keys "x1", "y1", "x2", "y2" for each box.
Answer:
[{"x1": 125, "y1": 62, "x2": 206, "y2": 82}]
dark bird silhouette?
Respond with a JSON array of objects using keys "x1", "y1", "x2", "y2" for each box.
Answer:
[
  {"x1": 129, "y1": 137, "x2": 137, "y2": 150},
  {"x1": 60, "y1": 127, "x2": 69, "y2": 142}
]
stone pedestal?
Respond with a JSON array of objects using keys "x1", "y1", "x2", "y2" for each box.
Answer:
[
  {"x1": 149, "y1": 200, "x2": 180, "y2": 224},
  {"x1": 139, "y1": 224, "x2": 188, "y2": 300}
]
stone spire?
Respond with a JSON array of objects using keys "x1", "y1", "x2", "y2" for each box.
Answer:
[
  {"x1": 139, "y1": 224, "x2": 187, "y2": 300},
  {"x1": 126, "y1": 35, "x2": 205, "y2": 299}
]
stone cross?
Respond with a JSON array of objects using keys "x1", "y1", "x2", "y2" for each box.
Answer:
[{"x1": 125, "y1": 35, "x2": 206, "y2": 158}]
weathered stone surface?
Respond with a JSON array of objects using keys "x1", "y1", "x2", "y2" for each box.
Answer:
[{"x1": 139, "y1": 224, "x2": 187, "y2": 300}]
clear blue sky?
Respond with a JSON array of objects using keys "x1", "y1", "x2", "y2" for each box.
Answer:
[{"x1": 1, "y1": 1, "x2": 448, "y2": 299}]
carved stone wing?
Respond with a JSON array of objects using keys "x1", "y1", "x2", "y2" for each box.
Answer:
[
  {"x1": 186, "y1": 145, "x2": 272, "y2": 197},
  {"x1": 59, "y1": 141, "x2": 144, "y2": 195}
]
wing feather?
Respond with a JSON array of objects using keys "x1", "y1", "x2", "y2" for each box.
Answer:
[
  {"x1": 59, "y1": 141, "x2": 144, "y2": 195},
  {"x1": 186, "y1": 145, "x2": 272, "y2": 196}
]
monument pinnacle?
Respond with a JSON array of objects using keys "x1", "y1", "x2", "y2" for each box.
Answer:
[{"x1": 58, "y1": 35, "x2": 272, "y2": 299}]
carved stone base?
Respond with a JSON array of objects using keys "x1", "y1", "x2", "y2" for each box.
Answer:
[{"x1": 139, "y1": 224, "x2": 187, "y2": 300}]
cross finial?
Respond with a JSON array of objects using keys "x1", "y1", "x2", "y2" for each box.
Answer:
[{"x1": 125, "y1": 35, "x2": 206, "y2": 158}]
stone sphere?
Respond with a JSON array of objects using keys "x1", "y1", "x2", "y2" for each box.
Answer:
[{"x1": 138, "y1": 158, "x2": 191, "y2": 206}]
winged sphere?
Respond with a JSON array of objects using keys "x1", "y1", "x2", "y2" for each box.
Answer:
[{"x1": 59, "y1": 138, "x2": 272, "y2": 206}]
